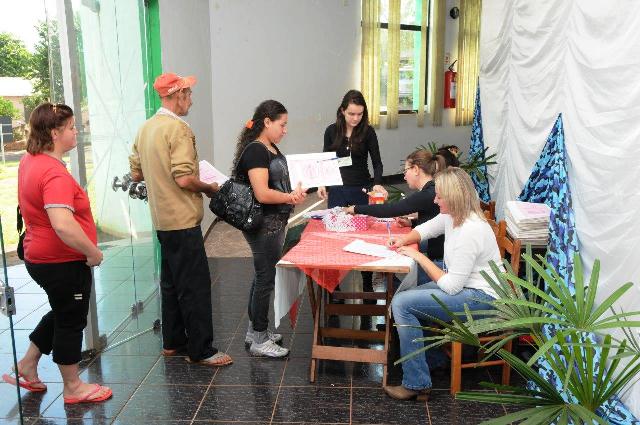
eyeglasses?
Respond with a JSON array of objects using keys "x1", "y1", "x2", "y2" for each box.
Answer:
[{"x1": 403, "y1": 165, "x2": 414, "y2": 175}]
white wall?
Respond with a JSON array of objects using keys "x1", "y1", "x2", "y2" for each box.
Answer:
[
  {"x1": 209, "y1": 0, "x2": 470, "y2": 175},
  {"x1": 208, "y1": 0, "x2": 361, "y2": 166},
  {"x1": 159, "y1": 0, "x2": 470, "y2": 228}
]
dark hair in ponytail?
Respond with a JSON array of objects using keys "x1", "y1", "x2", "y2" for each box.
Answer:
[
  {"x1": 231, "y1": 100, "x2": 288, "y2": 175},
  {"x1": 405, "y1": 149, "x2": 446, "y2": 177},
  {"x1": 330, "y1": 90, "x2": 369, "y2": 152},
  {"x1": 436, "y1": 148, "x2": 460, "y2": 167}
]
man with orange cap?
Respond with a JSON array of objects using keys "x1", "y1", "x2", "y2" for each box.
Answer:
[{"x1": 129, "y1": 73, "x2": 232, "y2": 367}]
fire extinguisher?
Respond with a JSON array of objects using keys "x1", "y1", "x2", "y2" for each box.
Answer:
[{"x1": 444, "y1": 60, "x2": 457, "y2": 109}]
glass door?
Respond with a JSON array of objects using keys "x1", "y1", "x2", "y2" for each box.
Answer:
[
  {"x1": 0, "y1": 215, "x2": 25, "y2": 424},
  {"x1": 43, "y1": 0, "x2": 161, "y2": 351}
]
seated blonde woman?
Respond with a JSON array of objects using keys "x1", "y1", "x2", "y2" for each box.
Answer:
[{"x1": 384, "y1": 167, "x2": 501, "y2": 401}]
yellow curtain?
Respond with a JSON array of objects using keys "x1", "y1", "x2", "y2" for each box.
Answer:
[
  {"x1": 455, "y1": 0, "x2": 482, "y2": 126},
  {"x1": 386, "y1": 0, "x2": 401, "y2": 129},
  {"x1": 417, "y1": 0, "x2": 430, "y2": 127},
  {"x1": 428, "y1": 0, "x2": 446, "y2": 126},
  {"x1": 361, "y1": 0, "x2": 381, "y2": 127}
]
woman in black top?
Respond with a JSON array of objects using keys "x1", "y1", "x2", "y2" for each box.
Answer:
[
  {"x1": 318, "y1": 90, "x2": 386, "y2": 296},
  {"x1": 346, "y1": 149, "x2": 446, "y2": 284},
  {"x1": 233, "y1": 100, "x2": 306, "y2": 358},
  {"x1": 318, "y1": 90, "x2": 386, "y2": 203}
]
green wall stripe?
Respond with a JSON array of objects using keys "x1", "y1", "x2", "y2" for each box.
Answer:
[{"x1": 140, "y1": 0, "x2": 162, "y2": 119}]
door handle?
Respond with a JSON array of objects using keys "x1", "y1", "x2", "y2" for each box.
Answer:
[{"x1": 112, "y1": 173, "x2": 148, "y2": 201}]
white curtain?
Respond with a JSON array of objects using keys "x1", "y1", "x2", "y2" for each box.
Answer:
[{"x1": 480, "y1": 0, "x2": 640, "y2": 415}]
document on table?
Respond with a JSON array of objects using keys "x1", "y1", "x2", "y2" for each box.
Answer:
[
  {"x1": 199, "y1": 160, "x2": 229, "y2": 185},
  {"x1": 343, "y1": 239, "x2": 400, "y2": 258},
  {"x1": 286, "y1": 152, "x2": 343, "y2": 189}
]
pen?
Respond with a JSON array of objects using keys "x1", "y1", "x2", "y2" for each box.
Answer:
[{"x1": 386, "y1": 221, "x2": 391, "y2": 239}]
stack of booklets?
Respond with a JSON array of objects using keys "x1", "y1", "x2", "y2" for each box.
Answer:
[{"x1": 504, "y1": 201, "x2": 550, "y2": 246}]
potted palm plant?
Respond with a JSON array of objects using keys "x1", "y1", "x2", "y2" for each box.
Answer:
[{"x1": 398, "y1": 249, "x2": 640, "y2": 424}]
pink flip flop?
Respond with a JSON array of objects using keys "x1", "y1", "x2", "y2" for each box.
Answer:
[
  {"x1": 63, "y1": 384, "x2": 112, "y2": 404},
  {"x1": 2, "y1": 372, "x2": 48, "y2": 392}
]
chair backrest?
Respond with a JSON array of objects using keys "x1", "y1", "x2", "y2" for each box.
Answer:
[
  {"x1": 480, "y1": 200, "x2": 496, "y2": 221},
  {"x1": 486, "y1": 217, "x2": 500, "y2": 238},
  {"x1": 493, "y1": 220, "x2": 522, "y2": 277}
]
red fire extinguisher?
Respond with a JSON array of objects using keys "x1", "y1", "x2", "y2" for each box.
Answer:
[{"x1": 444, "y1": 60, "x2": 457, "y2": 109}]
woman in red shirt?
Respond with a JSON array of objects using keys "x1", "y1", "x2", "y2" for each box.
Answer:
[{"x1": 2, "y1": 103, "x2": 111, "y2": 404}]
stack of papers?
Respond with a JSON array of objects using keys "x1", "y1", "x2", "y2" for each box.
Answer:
[
  {"x1": 504, "y1": 201, "x2": 550, "y2": 246},
  {"x1": 199, "y1": 160, "x2": 229, "y2": 185}
]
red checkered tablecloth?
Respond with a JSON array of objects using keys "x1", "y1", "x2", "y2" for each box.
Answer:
[{"x1": 280, "y1": 219, "x2": 413, "y2": 292}]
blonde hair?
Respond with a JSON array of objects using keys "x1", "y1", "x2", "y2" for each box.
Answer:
[{"x1": 434, "y1": 167, "x2": 485, "y2": 227}]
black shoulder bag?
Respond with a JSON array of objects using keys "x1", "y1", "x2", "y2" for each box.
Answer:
[
  {"x1": 209, "y1": 143, "x2": 264, "y2": 232},
  {"x1": 17, "y1": 206, "x2": 26, "y2": 260}
]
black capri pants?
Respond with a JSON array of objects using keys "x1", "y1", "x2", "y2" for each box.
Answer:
[{"x1": 26, "y1": 260, "x2": 92, "y2": 365}]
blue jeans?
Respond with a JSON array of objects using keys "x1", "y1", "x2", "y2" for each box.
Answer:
[
  {"x1": 417, "y1": 239, "x2": 441, "y2": 286},
  {"x1": 391, "y1": 283, "x2": 495, "y2": 390},
  {"x1": 243, "y1": 214, "x2": 288, "y2": 333}
]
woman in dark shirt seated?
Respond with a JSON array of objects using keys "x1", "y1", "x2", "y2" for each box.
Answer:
[{"x1": 345, "y1": 149, "x2": 446, "y2": 283}]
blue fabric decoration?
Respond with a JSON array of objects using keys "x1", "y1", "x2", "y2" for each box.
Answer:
[
  {"x1": 518, "y1": 114, "x2": 578, "y2": 289},
  {"x1": 468, "y1": 83, "x2": 490, "y2": 202},
  {"x1": 518, "y1": 114, "x2": 638, "y2": 424}
]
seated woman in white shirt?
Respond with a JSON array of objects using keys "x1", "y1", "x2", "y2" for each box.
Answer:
[{"x1": 383, "y1": 167, "x2": 501, "y2": 401}]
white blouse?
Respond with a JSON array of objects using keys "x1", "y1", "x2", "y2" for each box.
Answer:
[{"x1": 414, "y1": 213, "x2": 501, "y2": 299}]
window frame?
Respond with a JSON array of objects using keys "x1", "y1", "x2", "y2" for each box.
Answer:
[{"x1": 375, "y1": 4, "x2": 431, "y2": 115}]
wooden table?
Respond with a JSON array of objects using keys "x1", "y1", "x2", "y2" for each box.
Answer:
[{"x1": 276, "y1": 220, "x2": 413, "y2": 386}]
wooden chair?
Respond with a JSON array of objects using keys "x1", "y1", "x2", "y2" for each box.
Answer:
[
  {"x1": 480, "y1": 200, "x2": 496, "y2": 221},
  {"x1": 448, "y1": 220, "x2": 522, "y2": 394}
]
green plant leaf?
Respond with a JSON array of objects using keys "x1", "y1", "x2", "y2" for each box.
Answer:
[
  {"x1": 473, "y1": 407, "x2": 563, "y2": 425},
  {"x1": 566, "y1": 404, "x2": 610, "y2": 425}
]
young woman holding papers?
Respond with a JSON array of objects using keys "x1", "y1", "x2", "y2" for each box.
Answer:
[
  {"x1": 233, "y1": 100, "x2": 306, "y2": 357},
  {"x1": 318, "y1": 90, "x2": 386, "y2": 298},
  {"x1": 383, "y1": 167, "x2": 501, "y2": 401}
]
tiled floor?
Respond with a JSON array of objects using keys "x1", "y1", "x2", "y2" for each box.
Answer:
[
  {"x1": 1, "y1": 193, "x2": 522, "y2": 424},
  {"x1": 1, "y1": 256, "x2": 520, "y2": 425}
]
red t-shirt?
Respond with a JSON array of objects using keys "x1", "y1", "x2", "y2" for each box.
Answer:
[{"x1": 18, "y1": 153, "x2": 97, "y2": 263}]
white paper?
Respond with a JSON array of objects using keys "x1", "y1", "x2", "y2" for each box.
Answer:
[
  {"x1": 343, "y1": 239, "x2": 400, "y2": 258},
  {"x1": 302, "y1": 208, "x2": 333, "y2": 219},
  {"x1": 286, "y1": 152, "x2": 343, "y2": 189},
  {"x1": 199, "y1": 160, "x2": 229, "y2": 185}
]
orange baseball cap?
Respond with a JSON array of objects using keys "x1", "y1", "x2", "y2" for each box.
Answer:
[{"x1": 153, "y1": 73, "x2": 197, "y2": 97}]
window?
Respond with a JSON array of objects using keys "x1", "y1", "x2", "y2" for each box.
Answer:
[{"x1": 378, "y1": 0, "x2": 429, "y2": 112}]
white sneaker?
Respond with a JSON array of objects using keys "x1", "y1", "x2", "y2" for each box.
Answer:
[
  {"x1": 245, "y1": 329, "x2": 283, "y2": 345},
  {"x1": 249, "y1": 339, "x2": 290, "y2": 358}
]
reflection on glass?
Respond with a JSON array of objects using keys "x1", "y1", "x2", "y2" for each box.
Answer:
[{"x1": 43, "y1": 0, "x2": 160, "y2": 343}]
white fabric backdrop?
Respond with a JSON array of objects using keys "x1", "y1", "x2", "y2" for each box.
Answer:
[{"x1": 479, "y1": 0, "x2": 640, "y2": 415}]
